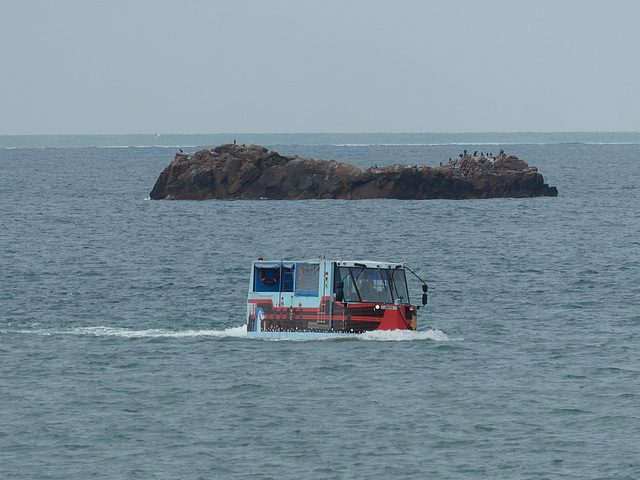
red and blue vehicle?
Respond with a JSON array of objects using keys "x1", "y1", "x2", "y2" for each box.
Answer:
[{"x1": 247, "y1": 259, "x2": 428, "y2": 339}]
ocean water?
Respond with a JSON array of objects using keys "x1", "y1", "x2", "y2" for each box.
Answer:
[{"x1": 1, "y1": 132, "x2": 639, "y2": 479}]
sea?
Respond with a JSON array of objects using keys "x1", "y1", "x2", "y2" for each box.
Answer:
[{"x1": 1, "y1": 132, "x2": 639, "y2": 479}]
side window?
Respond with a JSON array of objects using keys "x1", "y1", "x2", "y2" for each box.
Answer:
[
  {"x1": 337, "y1": 266, "x2": 361, "y2": 302},
  {"x1": 295, "y1": 263, "x2": 319, "y2": 296},
  {"x1": 253, "y1": 265, "x2": 281, "y2": 292},
  {"x1": 391, "y1": 269, "x2": 409, "y2": 303},
  {"x1": 282, "y1": 266, "x2": 294, "y2": 292}
]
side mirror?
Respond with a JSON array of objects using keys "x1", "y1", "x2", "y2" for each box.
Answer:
[
  {"x1": 336, "y1": 281, "x2": 344, "y2": 302},
  {"x1": 422, "y1": 293, "x2": 428, "y2": 305}
]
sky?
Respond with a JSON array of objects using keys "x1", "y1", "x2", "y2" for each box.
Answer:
[{"x1": 2, "y1": 0, "x2": 639, "y2": 134}]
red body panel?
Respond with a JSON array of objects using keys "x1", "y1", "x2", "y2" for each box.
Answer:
[{"x1": 248, "y1": 296, "x2": 416, "y2": 334}]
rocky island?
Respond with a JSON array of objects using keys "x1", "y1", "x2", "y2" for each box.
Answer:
[{"x1": 149, "y1": 144, "x2": 557, "y2": 200}]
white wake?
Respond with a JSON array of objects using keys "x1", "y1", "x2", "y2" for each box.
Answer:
[
  {"x1": 357, "y1": 328, "x2": 456, "y2": 342},
  {"x1": 5, "y1": 325, "x2": 248, "y2": 338},
  {"x1": 5, "y1": 325, "x2": 457, "y2": 341}
]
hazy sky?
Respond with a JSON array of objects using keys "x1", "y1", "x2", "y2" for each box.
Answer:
[{"x1": 2, "y1": 0, "x2": 639, "y2": 134}]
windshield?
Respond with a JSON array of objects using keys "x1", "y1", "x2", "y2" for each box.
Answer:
[{"x1": 337, "y1": 266, "x2": 409, "y2": 304}]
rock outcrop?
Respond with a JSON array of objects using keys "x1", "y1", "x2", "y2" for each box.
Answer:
[{"x1": 149, "y1": 144, "x2": 558, "y2": 200}]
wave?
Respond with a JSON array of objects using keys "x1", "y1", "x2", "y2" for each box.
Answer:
[
  {"x1": 73, "y1": 325, "x2": 249, "y2": 338},
  {"x1": 332, "y1": 143, "x2": 518, "y2": 147},
  {"x1": 4, "y1": 138, "x2": 640, "y2": 150},
  {"x1": 331, "y1": 142, "x2": 640, "y2": 147},
  {"x1": 357, "y1": 328, "x2": 456, "y2": 342},
  {"x1": 3, "y1": 325, "x2": 248, "y2": 338},
  {"x1": 0, "y1": 145, "x2": 200, "y2": 151},
  {"x1": 3, "y1": 325, "x2": 456, "y2": 341},
  {"x1": 94, "y1": 145, "x2": 200, "y2": 149},
  {"x1": 243, "y1": 327, "x2": 456, "y2": 342}
]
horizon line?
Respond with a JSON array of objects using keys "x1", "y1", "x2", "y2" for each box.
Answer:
[{"x1": 2, "y1": 130, "x2": 640, "y2": 137}]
